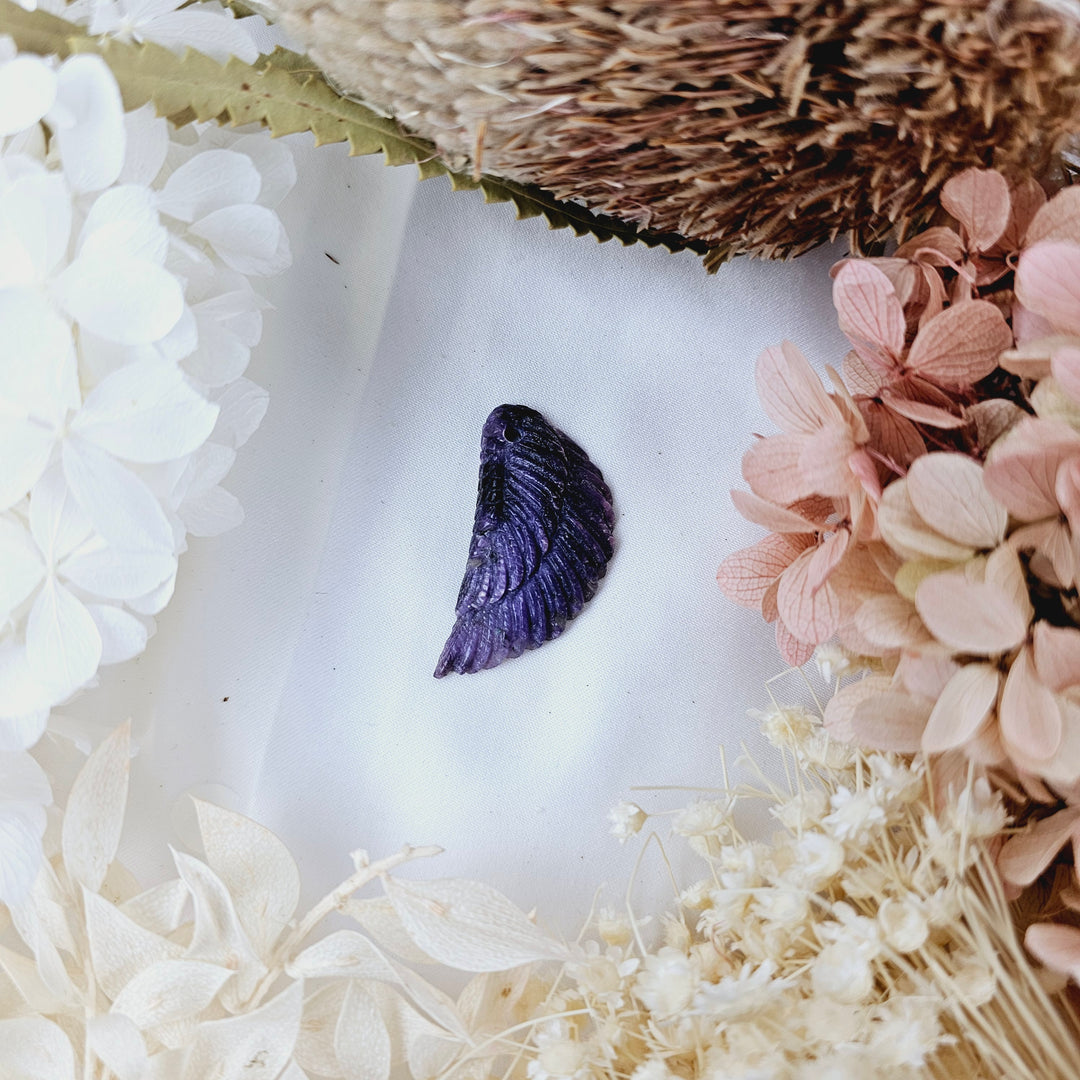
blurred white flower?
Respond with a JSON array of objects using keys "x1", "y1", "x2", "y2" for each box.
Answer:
[
  {"x1": 608, "y1": 800, "x2": 646, "y2": 842},
  {"x1": 634, "y1": 947, "x2": 700, "y2": 1019},
  {"x1": 0, "y1": 43, "x2": 291, "y2": 900},
  {"x1": 823, "y1": 786, "x2": 887, "y2": 842}
]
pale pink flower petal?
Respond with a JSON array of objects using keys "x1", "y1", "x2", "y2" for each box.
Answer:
[
  {"x1": 915, "y1": 573, "x2": 1029, "y2": 655},
  {"x1": 920, "y1": 663, "x2": 999, "y2": 753},
  {"x1": 878, "y1": 481, "x2": 975, "y2": 562},
  {"x1": 775, "y1": 620, "x2": 814, "y2": 667},
  {"x1": 1033, "y1": 622, "x2": 1080, "y2": 694},
  {"x1": 1000, "y1": 645, "x2": 1063, "y2": 764},
  {"x1": 984, "y1": 418, "x2": 1080, "y2": 521},
  {"x1": 1000, "y1": 176, "x2": 1046, "y2": 249},
  {"x1": 877, "y1": 390, "x2": 965, "y2": 429},
  {"x1": 905, "y1": 301, "x2": 1012, "y2": 387},
  {"x1": 797, "y1": 425, "x2": 859, "y2": 498},
  {"x1": 1025, "y1": 924, "x2": 1080, "y2": 983},
  {"x1": 822, "y1": 674, "x2": 893, "y2": 742},
  {"x1": 985, "y1": 544, "x2": 1034, "y2": 626},
  {"x1": 1026, "y1": 186, "x2": 1080, "y2": 246},
  {"x1": 906, "y1": 453, "x2": 1006, "y2": 549},
  {"x1": 1056, "y1": 457, "x2": 1080, "y2": 535},
  {"x1": 940, "y1": 168, "x2": 1011, "y2": 250},
  {"x1": 1015, "y1": 241, "x2": 1080, "y2": 336},
  {"x1": 1051, "y1": 345, "x2": 1080, "y2": 405},
  {"x1": 762, "y1": 577, "x2": 780, "y2": 622},
  {"x1": 776, "y1": 547, "x2": 840, "y2": 645},
  {"x1": 965, "y1": 398, "x2": 1024, "y2": 450},
  {"x1": 852, "y1": 689, "x2": 932, "y2": 753},
  {"x1": 716, "y1": 533, "x2": 813, "y2": 609},
  {"x1": 853, "y1": 594, "x2": 927, "y2": 650},
  {"x1": 729, "y1": 489, "x2": 820, "y2": 533},
  {"x1": 742, "y1": 434, "x2": 812, "y2": 504},
  {"x1": 833, "y1": 261, "x2": 905, "y2": 362},
  {"x1": 842, "y1": 348, "x2": 886, "y2": 395},
  {"x1": 897, "y1": 646, "x2": 959, "y2": 700},
  {"x1": 894, "y1": 226, "x2": 965, "y2": 266},
  {"x1": 754, "y1": 341, "x2": 843, "y2": 435},
  {"x1": 857, "y1": 401, "x2": 926, "y2": 475},
  {"x1": 805, "y1": 529, "x2": 849, "y2": 591},
  {"x1": 999, "y1": 807, "x2": 1080, "y2": 886}
]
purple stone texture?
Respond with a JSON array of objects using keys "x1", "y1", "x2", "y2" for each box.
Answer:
[{"x1": 435, "y1": 405, "x2": 615, "y2": 676}]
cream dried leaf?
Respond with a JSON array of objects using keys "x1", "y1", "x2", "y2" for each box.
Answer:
[
  {"x1": 193, "y1": 798, "x2": 300, "y2": 959},
  {"x1": 342, "y1": 897, "x2": 433, "y2": 965},
  {"x1": 180, "y1": 981, "x2": 302, "y2": 1080},
  {"x1": 287, "y1": 929, "x2": 394, "y2": 981},
  {"x1": 171, "y1": 849, "x2": 266, "y2": 1009},
  {"x1": 120, "y1": 878, "x2": 189, "y2": 936},
  {"x1": 878, "y1": 480, "x2": 975, "y2": 563},
  {"x1": 0, "y1": 1016, "x2": 74, "y2": 1080},
  {"x1": 84, "y1": 887, "x2": 183, "y2": 1000},
  {"x1": 335, "y1": 980, "x2": 391, "y2": 1080},
  {"x1": 294, "y1": 981, "x2": 347, "y2": 1077},
  {"x1": 110, "y1": 958, "x2": 232, "y2": 1029},
  {"x1": 85, "y1": 1013, "x2": 148, "y2": 1080},
  {"x1": 384, "y1": 876, "x2": 570, "y2": 972},
  {"x1": 61, "y1": 719, "x2": 130, "y2": 893}
]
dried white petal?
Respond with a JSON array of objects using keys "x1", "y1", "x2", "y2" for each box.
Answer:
[
  {"x1": 0, "y1": 1016, "x2": 74, "y2": 1079},
  {"x1": 335, "y1": 981, "x2": 391, "y2": 1080},
  {"x1": 111, "y1": 958, "x2": 232, "y2": 1028},
  {"x1": 0, "y1": 56, "x2": 56, "y2": 135},
  {"x1": 50, "y1": 55, "x2": 124, "y2": 193},
  {"x1": 86, "y1": 1014, "x2": 149, "y2": 1080}
]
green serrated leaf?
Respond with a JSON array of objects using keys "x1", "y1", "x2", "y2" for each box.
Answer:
[{"x1": 0, "y1": 0, "x2": 708, "y2": 257}]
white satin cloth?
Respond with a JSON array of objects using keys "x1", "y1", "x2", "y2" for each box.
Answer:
[{"x1": 77, "y1": 139, "x2": 852, "y2": 936}]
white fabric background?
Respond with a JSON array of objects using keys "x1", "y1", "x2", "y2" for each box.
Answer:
[{"x1": 79, "y1": 136, "x2": 852, "y2": 936}]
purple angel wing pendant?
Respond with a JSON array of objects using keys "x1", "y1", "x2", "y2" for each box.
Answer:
[{"x1": 435, "y1": 405, "x2": 615, "y2": 676}]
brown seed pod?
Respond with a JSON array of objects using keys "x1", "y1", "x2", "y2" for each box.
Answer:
[{"x1": 274, "y1": 0, "x2": 1080, "y2": 265}]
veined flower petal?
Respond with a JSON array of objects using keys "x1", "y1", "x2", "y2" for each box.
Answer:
[
  {"x1": 50, "y1": 55, "x2": 125, "y2": 193},
  {"x1": 189, "y1": 204, "x2": 290, "y2": 276},
  {"x1": 28, "y1": 465, "x2": 93, "y2": 567},
  {"x1": 1033, "y1": 621, "x2": 1080, "y2": 694},
  {"x1": 25, "y1": 575, "x2": 102, "y2": 695},
  {"x1": 1026, "y1": 186, "x2": 1080, "y2": 247},
  {"x1": 158, "y1": 149, "x2": 262, "y2": 224},
  {"x1": 1000, "y1": 808, "x2": 1080, "y2": 886},
  {"x1": 754, "y1": 341, "x2": 841, "y2": 435},
  {"x1": 0, "y1": 55, "x2": 56, "y2": 136},
  {"x1": 915, "y1": 573, "x2": 1029, "y2": 655},
  {"x1": 0, "y1": 414, "x2": 55, "y2": 512},
  {"x1": 62, "y1": 436, "x2": 174, "y2": 554},
  {"x1": 1000, "y1": 645, "x2": 1062, "y2": 764},
  {"x1": 729, "y1": 489, "x2": 821, "y2": 533},
  {"x1": 0, "y1": 288, "x2": 77, "y2": 414},
  {"x1": 742, "y1": 434, "x2": 813, "y2": 504},
  {"x1": 776, "y1": 547, "x2": 841, "y2": 645},
  {"x1": 1016, "y1": 241, "x2": 1080, "y2": 337},
  {"x1": 852, "y1": 688, "x2": 931, "y2": 752},
  {"x1": 180, "y1": 485, "x2": 243, "y2": 537},
  {"x1": 54, "y1": 253, "x2": 183, "y2": 345},
  {"x1": 230, "y1": 134, "x2": 297, "y2": 208},
  {"x1": 135, "y1": 10, "x2": 259, "y2": 64},
  {"x1": 0, "y1": 516, "x2": 43, "y2": 621},
  {"x1": 717, "y1": 532, "x2": 813, "y2": 609},
  {"x1": 921, "y1": 664, "x2": 999, "y2": 753},
  {"x1": 79, "y1": 184, "x2": 168, "y2": 265},
  {"x1": 833, "y1": 261, "x2": 904, "y2": 362},
  {"x1": 213, "y1": 378, "x2": 269, "y2": 449},
  {"x1": 983, "y1": 417, "x2": 1080, "y2": 521},
  {"x1": 72, "y1": 359, "x2": 218, "y2": 464},
  {"x1": 906, "y1": 454, "x2": 1006, "y2": 549},
  {"x1": 117, "y1": 103, "x2": 169, "y2": 187},
  {"x1": 0, "y1": 172, "x2": 72, "y2": 287},
  {"x1": 60, "y1": 538, "x2": 175, "y2": 601},
  {"x1": 878, "y1": 480, "x2": 974, "y2": 563},
  {"x1": 940, "y1": 168, "x2": 1011, "y2": 251},
  {"x1": 905, "y1": 301, "x2": 1012, "y2": 387},
  {"x1": 85, "y1": 603, "x2": 149, "y2": 665}
]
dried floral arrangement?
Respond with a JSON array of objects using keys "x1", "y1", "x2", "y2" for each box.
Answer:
[
  {"x1": 268, "y1": 0, "x2": 1080, "y2": 265},
  {"x1": 6, "y1": 0, "x2": 1080, "y2": 1075}
]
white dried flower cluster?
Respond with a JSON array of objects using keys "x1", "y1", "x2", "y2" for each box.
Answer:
[
  {"x1": 4, "y1": 716, "x2": 1078, "y2": 1078},
  {"x1": 0, "y1": 42, "x2": 293, "y2": 903}
]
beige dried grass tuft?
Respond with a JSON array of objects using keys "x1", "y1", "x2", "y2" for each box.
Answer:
[{"x1": 273, "y1": 0, "x2": 1080, "y2": 266}]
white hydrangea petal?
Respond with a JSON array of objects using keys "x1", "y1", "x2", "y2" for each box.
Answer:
[
  {"x1": 72, "y1": 358, "x2": 219, "y2": 464},
  {"x1": 5, "y1": 120, "x2": 48, "y2": 162},
  {"x1": 50, "y1": 55, "x2": 125, "y2": 193},
  {"x1": 189, "y1": 204, "x2": 290, "y2": 276},
  {"x1": 76, "y1": 332, "x2": 156, "y2": 388},
  {"x1": 86, "y1": 604, "x2": 149, "y2": 664},
  {"x1": 54, "y1": 254, "x2": 183, "y2": 345},
  {"x1": 213, "y1": 377, "x2": 268, "y2": 448},
  {"x1": 26, "y1": 575, "x2": 102, "y2": 695},
  {"x1": 0, "y1": 515, "x2": 43, "y2": 621},
  {"x1": 29, "y1": 465, "x2": 93, "y2": 565},
  {"x1": 155, "y1": 305, "x2": 199, "y2": 363},
  {"x1": 180, "y1": 486, "x2": 243, "y2": 537},
  {"x1": 0, "y1": 288, "x2": 77, "y2": 413},
  {"x1": 0, "y1": 800, "x2": 47, "y2": 906},
  {"x1": 231, "y1": 134, "x2": 297, "y2": 208},
  {"x1": 136, "y1": 10, "x2": 260, "y2": 63},
  {"x1": 0, "y1": 749, "x2": 51, "y2": 804},
  {"x1": 0, "y1": 173, "x2": 72, "y2": 287},
  {"x1": 159, "y1": 149, "x2": 261, "y2": 224},
  {"x1": 117, "y1": 104, "x2": 169, "y2": 186},
  {"x1": 0, "y1": 711, "x2": 47, "y2": 752},
  {"x1": 0, "y1": 56, "x2": 57, "y2": 136},
  {"x1": 184, "y1": 315, "x2": 250, "y2": 386},
  {"x1": 62, "y1": 435, "x2": 174, "y2": 553},
  {"x1": 62, "y1": 538, "x2": 175, "y2": 601},
  {"x1": 80, "y1": 184, "x2": 168, "y2": 265},
  {"x1": 0, "y1": 414, "x2": 55, "y2": 511},
  {"x1": 126, "y1": 563, "x2": 177, "y2": 615},
  {"x1": 0, "y1": 643, "x2": 53, "y2": 718}
]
